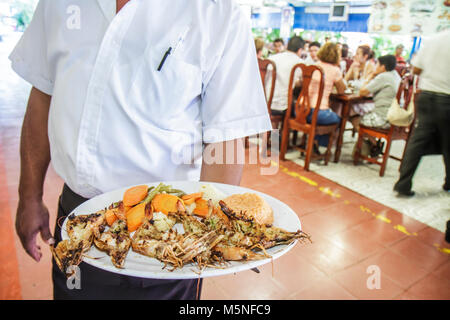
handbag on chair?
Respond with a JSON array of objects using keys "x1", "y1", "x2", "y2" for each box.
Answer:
[{"x1": 387, "y1": 76, "x2": 416, "y2": 127}]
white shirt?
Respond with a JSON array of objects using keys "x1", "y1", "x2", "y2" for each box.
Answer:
[
  {"x1": 10, "y1": 0, "x2": 271, "y2": 198},
  {"x1": 412, "y1": 30, "x2": 450, "y2": 95},
  {"x1": 303, "y1": 55, "x2": 318, "y2": 66},
  {"x1": 265, "y1": 51, "x2": 304, "y2": 111}
]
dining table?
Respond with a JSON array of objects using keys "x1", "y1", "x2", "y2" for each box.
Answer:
[{"x1": 329, "y1": 93, "x2": 373, "y2": 163}]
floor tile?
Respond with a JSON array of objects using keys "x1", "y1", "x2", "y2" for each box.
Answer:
[
  {"x1": 329, "y1": 228, "x2": 385, "y2": 262},
  {"x1": 361, "y1": 249, "x2": 429, "y2": 289},
  {"x1": 213, "y1": 267, "x2": 287, "y2": 300},
  {"x1": 294, "y1": 231, "x2": 359, "y2": 276},
  {"x1": 406, "y1": 273, "x2": 450, "y2": 300},
  {"x1": 432, "y1": 260, "x2": 450, "y2": 281},
  {"x1": 268, "y1": 250, "x2": 327, "y2": 296},
  {"x1": 314, "y1": 201, "x2": 375, "y2": 233},
  {"x1": 416, "y1": 227, "x2": 449, "y2": 249},
  {"x1": 389, "y1": 237, "x2": 449, "y2": 272},
  {"x1": 201, "y1": 279, "x2": 228, "y2": 300},
  {"x1": 289, "y1": 277, "x2": 357, "y2": 300},
  {"x1": 332, "y1": 263, "x2": 404, "y2": 299},
  {"x1": 350, "y1": 218, "x2": 408, "y2": 247},
  {"x1": 393, "y1": 290, "x2": 422, "y2": 300}
]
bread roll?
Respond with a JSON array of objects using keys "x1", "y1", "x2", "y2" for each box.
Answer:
[{"x1": 222, "y1": 193, "x2": 273, "y2": 225}]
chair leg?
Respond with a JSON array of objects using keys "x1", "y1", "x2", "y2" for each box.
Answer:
[
  {"x1": 260, "y1": 131, "x2": 270, "y2": 157},
  {"x1": 292, "y1": 131, "x2": 298, "y2": 146},
  {"x1": 380, "y1": 138, "x2": 392, "y2": 177},
  {"x1": 304, "y1": 134, "x2": 314, "y2": 171},
  {"x1": 280, "y1": 125, "x2": 290, "y2": 161},
  {"x1": 325, "y1": 131, "x2": 335, "y2": 165},
  {"x1": 353, "y1": 131, "x2": 364, "y2": 165}
]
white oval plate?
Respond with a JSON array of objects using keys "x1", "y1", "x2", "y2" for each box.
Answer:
[{"x1": 61, "y1": 181, "x2": 302, "y2": 279}]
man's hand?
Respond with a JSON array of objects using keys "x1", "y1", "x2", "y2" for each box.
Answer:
[
  {"x1": 16, "y1": 87, "x2": 53, "y2": 261},
  {"x1": 16, "y1": 199, "x2": 54, "y2": 262}
]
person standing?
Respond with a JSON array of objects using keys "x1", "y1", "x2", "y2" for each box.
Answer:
[
  {"x1": 265, "y1": 36, "x2": 306, "y2": 121},
  {"x1": 11, "y1": 0, "x2": 272, "y2": 299},
  {"x1": 394, "y1": 44, "x2": 406, "y2": 65},
  {"x1": 394, "y1": 30, "x2": 450, "y2": 196}
]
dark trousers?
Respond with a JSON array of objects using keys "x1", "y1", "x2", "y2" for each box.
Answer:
[
  {"x1": 394, "y1": 91, "x2": 450, "y2": 192},
  {"x1": 52, "y1": 184, "x2": 202, "y2": 300}
]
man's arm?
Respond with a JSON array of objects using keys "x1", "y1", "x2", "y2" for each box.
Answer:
[
  {"x1": 16, "y1": 87, "x2": 54, "y2": 262},
  {"x1": 200, "y1": 138, "x2": 244, "y2": 186}
]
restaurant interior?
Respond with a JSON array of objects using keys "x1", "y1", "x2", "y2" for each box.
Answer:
[{"x1": 0, "y1": 0, "x2": 449, "y2": 300}]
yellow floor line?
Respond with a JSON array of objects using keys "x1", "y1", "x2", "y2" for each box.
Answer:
[{"x1": 272, "y1": 160, "x2": 424, "y2": 239}]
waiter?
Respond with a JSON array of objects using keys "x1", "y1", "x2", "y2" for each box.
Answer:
[
  {"x1": 394, "y1": 30, "x2": 450, "y2": 196},
  {"x1": 11, "y1": 0, "x2": 272, "y2": 299}
]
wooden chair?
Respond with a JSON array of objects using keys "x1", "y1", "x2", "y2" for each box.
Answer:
[
  {"x1": 258, "y1": 59, "x2": 279, "y2": 128},
  {"x1": 252, "y1": 58, "x2": 277, "y2": 153},
  {"x1": 395, "y1": 64, "x2": 408, "y2": 77},
  {"x1": 353, "y1": 74, "x2": 416, "y2": 176},
  {"x1": 280, "y1": 64, "x2": 339, "y2": 171}
]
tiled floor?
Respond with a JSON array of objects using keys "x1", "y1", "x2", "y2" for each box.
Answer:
[
  {"x1": 0, "y1": 33, "x2": 449, "y2": 300},
  {"x1": 1, "y1": 130, "x2": 449, "y2": 299}
]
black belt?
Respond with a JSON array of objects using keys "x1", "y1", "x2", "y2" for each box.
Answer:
[{"x1": 421, "y1": 90, "x2": 450, "y2": 98}]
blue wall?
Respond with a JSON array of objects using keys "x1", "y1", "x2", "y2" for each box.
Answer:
[
  {"x1": 293, "y1": 7, "x2": 369, "y2": 32},
  {"x1": 252, "y1": 6, "x2": 369, "y2": 33}
]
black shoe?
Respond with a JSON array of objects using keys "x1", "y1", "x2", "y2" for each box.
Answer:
[
  {"x1": 313, "y1": 143, "x2": 322, "y2": 156},
  {"x1": 370, "y1": 139, "x2": 385, "y2": 158},
  {"x1": 443, "y1": 184, "x2": 450, "y2": 192},
  {"x1": 394, "y1": 186, "x2": 415, "y2": 197}
]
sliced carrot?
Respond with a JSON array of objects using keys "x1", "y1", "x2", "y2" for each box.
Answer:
[
  {"x1": 124, "y1": 205, "x2": 132, "y2": 214},
  {"x1": 105, "y1": 209, "x2": 118, "y2": 226},
  {"x1": 152, "y1": 193, "x2": 183, "y2": 215},
  {"x1": 182, "y1": 197, "x2": 197, "y2": 206},
  {"x1": 126, "y1": 202, "x2": 146, "y2": 232},
  {"x1": 181, "y1": 192, "x2": 203, "y2": 201},
  {"x1": 182, "y1": 192, "x2": 203, "y2": 205},
  {"x1": 123, "y1": 185, "x2": 149, "y2": 207},
  {"x1": 193, "y1": 198, "x2": 209, "y2": 218}
]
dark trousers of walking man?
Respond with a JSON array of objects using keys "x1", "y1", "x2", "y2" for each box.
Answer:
[{"x1": 394, "y1": 91, "x2": 450, "y2": 194}]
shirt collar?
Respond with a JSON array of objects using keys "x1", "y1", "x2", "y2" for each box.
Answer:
[{"x1": 97, "y1": 0, "x2": 116, "y2": 23}]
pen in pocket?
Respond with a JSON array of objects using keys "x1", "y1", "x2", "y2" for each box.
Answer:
[{"x1": 157, "y1": 25, "x2": 191, "y2": 72}]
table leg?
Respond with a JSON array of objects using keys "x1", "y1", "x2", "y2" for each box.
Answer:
[{"x1": 334, "y1": 101, "x2": 350, "y2": 163}]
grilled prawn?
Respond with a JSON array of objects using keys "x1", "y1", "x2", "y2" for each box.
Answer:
[
  {"x1": 93, "y1": 219, "x2": 131, "y2": 268},
  {"x1": 51, "y1": 210, "x2": 106, "y2": 275},
  {"x1": 219, "y1": 200, "x2": 311, "y2": 249}
]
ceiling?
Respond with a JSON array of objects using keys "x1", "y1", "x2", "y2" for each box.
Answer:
[{"x1": 236, "y1": 0, "x2": 372, "y2": 7}]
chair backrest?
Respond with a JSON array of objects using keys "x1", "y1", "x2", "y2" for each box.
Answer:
[
  {"x1": 258, "y1": 58, "x2": 276, "y2": 113},
  {"x1": 395, "y1": 64, "x2": 408, "y2": 77},
  {"x1": 396, "y1": 73, "x2": 415, "y2": 107},
  {"x1": 286, "y1": 63, "x2": 325, "y2": 126}
]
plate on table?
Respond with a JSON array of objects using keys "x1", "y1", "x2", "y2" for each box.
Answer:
[{"x1": 61, "y1": 181, "x2": 303, "y2": 279}]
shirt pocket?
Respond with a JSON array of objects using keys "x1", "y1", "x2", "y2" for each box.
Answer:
[{"x1": 128, "y1": 45, "x2": 202, "y2": 131}]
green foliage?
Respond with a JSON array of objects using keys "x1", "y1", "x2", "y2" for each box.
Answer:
[
  {"x1": 370, "y1": 35, "x2": 410, "y2": 59},
  {"x1": 252, "y1": 28, "x2": 281, "y2": 43},
  {"x1": 253, "y1": 28, "x2": 348, "y2": 45}
]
